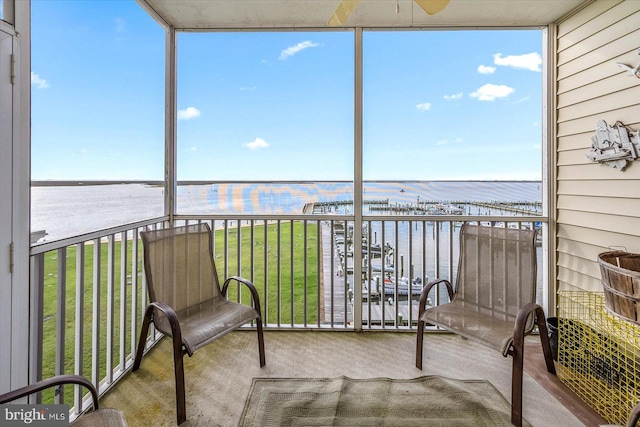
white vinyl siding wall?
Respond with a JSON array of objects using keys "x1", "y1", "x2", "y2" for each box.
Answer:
[{"x1": 556, "y1": 0, "x2": 640, "y2": 292}]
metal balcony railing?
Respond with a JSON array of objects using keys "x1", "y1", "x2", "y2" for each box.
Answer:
[{"x1": 29, "y1": 214, "x2": 544, "y2": 418}]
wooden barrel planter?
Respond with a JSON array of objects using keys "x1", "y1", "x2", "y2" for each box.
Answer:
[{"x1": 598, "y1": 251, "x2": 640, "y2": 325}]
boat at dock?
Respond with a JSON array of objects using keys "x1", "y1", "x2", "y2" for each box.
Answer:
[{"x1": 363, "y1": 276, "x2": 427, "y2": 303}]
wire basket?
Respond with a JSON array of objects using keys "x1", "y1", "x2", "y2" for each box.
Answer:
[
  {"x1": 557, "y1": 291, "x2": 640, "y2": 425},
  {"x1": 598, "y1": 251, "x2": 640, "y2": 325}
]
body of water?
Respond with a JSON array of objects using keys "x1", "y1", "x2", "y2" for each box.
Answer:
[{"x1": 31, "y1": 181, "x2": 541, "y2": 243}]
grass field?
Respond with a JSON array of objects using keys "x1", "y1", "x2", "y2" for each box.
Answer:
[{"x1": 39, "y1": 220, "x2": 319, "y2": 403}]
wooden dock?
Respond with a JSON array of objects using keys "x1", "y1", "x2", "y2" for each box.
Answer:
[
  {"x1": 320, "y1": 221, "x2": 424, "y2": 327},
  {"x1": 320, "y1": 221, "x2": 352, "y2": 325},
  {"x1": 306, "y1": 199, "x2": 542, "y2": 216}
]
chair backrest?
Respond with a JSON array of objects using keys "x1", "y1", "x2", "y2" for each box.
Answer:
[
  {"x1": 455, "y1": 223, "x2": 538, "y2": 321},
  {"x1": 141, "y1": 223, "x2": 220, "y2": 312}
]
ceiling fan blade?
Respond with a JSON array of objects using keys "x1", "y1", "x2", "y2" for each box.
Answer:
[
  {"x1": 413, "y1": 0, "x2": 450, "y2": 15},
  {"x1": 328, "y1": 0, "x2": 361, "y2": 26}
]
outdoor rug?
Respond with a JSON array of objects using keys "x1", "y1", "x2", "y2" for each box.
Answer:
[{"x1": 238, "y1": 375, "x2": 531, "y2": 426}]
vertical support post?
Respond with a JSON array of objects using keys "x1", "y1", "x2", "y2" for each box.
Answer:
[
  {"x1": 5, "y1": 0, "x2": 32, "y2": 398},
  {"x1": 542, "y1": 25, "x2": 557, "y2": 317},
  {"x1": 165, "y1": 26, "x2": 177, "y2": 226},
  {"x1": 106, "y1": 236, "x2": 115, "y2": 384},
  {"x1": 74, "y1": 243, "x2": 85, "y2": 412},
  {"x1": 54, "y1": 248, "x2": 66, "y2": 404},
  {"x1": 130, "y1": 228, "x2": 139, "y2": 369},
  {"x1": 91, "y1": 240, "x2": 101, "y2": 387},
  {"x1": 28, "y1": 252, "x2": 44, "y2": 402},
  {"x1": 119, "y1": 231, "x2": 128, "y2": 371},
  {"x1": 2, "y1": 0, "x2": 15, "y2": 25},
  {"x1": 353, "y1": 28, "x2": 363, "y2": 330}
]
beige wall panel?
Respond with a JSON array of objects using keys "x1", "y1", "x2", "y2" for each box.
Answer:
[
  {"x1": 557, "y1": 267, "x2": 602, "y2": 291},
  {"x1": 558, "y1": 20, "x2": 640, "y2": 67},
  {"x1": 556, "y1": 0, "x2": 623, "y2": 39},
  {"x1": 556, "y1": 2, "x2": 640, "y2": 293},
  {"x1": 557, "y1": 148, "x2": 591, "y2": 166},
  {"x1": 557, "y1": 113, "x2": 606, "y2": 137},
  {"x1": 557, "y1": 56, "x2": 639, "y2": 93},
  {"x1": 557, "y1": 73, "x2": 637, "y2": 108},
  {"x1": 557, "y1": 105, "x2": 638, "y2": 136},
  {"x1": 557, "y1": 132, "x2": 592, "y2": 151},
  {"x1": 558, "y1": 28, "x2": 640, "y2": 81},
  {"x1": 557, "y1": 209, "x2": 640, "y2": 235},
  {"x1": 557, "y1": 237, "x2": 609, "y2": 263},
  {"x1": 557, "y1": 194, "x2": 640, "y2": 216},
  {"x1": 557, "y1": 0, "x2": 633, "y2": 51},
  {"x1": 558, "y1": 89, "x2": 640, "y2": 123},
  {"x1": 558, "y1": 278, "x2": 599, "y2": 292},
  {"x1": 557, "y1": 68, "x2": 605, "y2": 94},
  {"x1": 558, "y1": 85, "x2": 640, "y2": 122},
  {"x1": 558, "y1": 251, "x2": 601, "y2": 279},
  {"x1": 557, "y1": 223, "x2": 640, "y2": 251},
  {"x1": 557, "y1": 163, "x2": 640, "y2": 180},
  {"x1": 558, "y1": 179, "x2": 640, "y2": 198}
]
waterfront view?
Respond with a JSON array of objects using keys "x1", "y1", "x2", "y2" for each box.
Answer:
[
  {"x1": 31, "y1": 180, "x2": 545, "y2": 323},
  {"x1": 31, "y1": 180, "x2": 542, "y2": 243}
]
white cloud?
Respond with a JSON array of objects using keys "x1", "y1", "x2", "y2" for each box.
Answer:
[
  {"x1": 244, "y1": 137, "x2": 269, "y2": 150},
  {"x1": 416, "y1": 102, "x2": 431, "y2": 111},
  {"x1": 493, "y1": 52, "x2": 542, "y2": 72},
  {"x1": 177, "y1": 107, "x2": 201, "y2": 120},
  {"x1": 187, "y1": 146, "x2": 198, "y2": 152},
  {"x1": 279, "y1": 41, "x2": 320, "y2": 60},
  {"x1": 469, "y1": 84, "x2": 514, "y2": 101},
  {"x1": 443, "y1": 92, "x2": 463, "y2": 100},
  {"x1": 31, "y1": 72, "x2": 49, "y2": 89},
  {"x1": 79, "y1": 148, "x2": 88, "y2": 154},
  {"x1": 114, "y1": 17, "x2": 126, "y2": 33},
  {"x1": 477, "y1": 65, "x2": 496, "y2": 74},
  {"x1": 436, "y1": 137, "x2": 463, "y2": 146}
]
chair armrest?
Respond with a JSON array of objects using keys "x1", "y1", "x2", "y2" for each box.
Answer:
[
  {"x1": 0, "y1": 374, "x2": 99, "y2": 410},
  {"x1": 222, "y1": 276, "x2": 263, "y2": 318},
  {"x1": 513, "y1": 302, "x2": 556, "y2": 374},
  {"x1": 514, "y1": 302, "x2": 539, "y2": 337},
  {"x1": 147, "y1": 301, "x2": 183, "y2": 342},
  {"x1": 418, "y1": 279, "x2": 454, "y2": 317}
]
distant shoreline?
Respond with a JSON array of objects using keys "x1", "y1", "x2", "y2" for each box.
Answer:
[{"x1": 31, "y1": 181, "x2": 543, "y2": 243}]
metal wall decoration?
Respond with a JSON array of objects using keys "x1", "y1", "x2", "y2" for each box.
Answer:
[
  {"x1": 616, "y1": 49, "x2": 640, "y2": 78},
  {"x1": 586, "y1": 120, "x2": 640, "y2": 171}
]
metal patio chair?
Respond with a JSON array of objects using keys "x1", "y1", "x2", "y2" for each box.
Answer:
[
  {"x1": 0, "y1": 374, "x2": 128, "y2": 426},
  {"x1": 415, "y1": 223, "x2": 556, "y2": 427},
  {"x1": 133, "y1": 223, "x2": 265, "y2": 425}
]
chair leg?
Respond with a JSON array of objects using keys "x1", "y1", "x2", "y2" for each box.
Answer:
[
  {"x1": 172, "y1": 335, "x2": 187, "y2": 425},
  {"x1": 133, "y1": 305, "x2": 154, "y2": 371},
  {"x1": 534, "y1": 307, "x2": 557, "y2": 375},
  {"x1": 256, "y1": 318, "x2": 266, "y2": 367},
  {"x1": 510, "y1": 343, "x2": 524, "y2": 427},
  {"x1": 416, "y1": 319, "x2": 425, "y2": 370}
]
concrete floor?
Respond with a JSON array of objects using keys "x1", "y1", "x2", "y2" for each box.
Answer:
[{"x1": 101, "y1": 330, "x2": 586, "y2": 427}]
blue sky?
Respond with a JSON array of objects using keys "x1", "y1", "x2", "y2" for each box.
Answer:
[{"x1": 31, "y1": 1, "x2": 543, "y2": 182}]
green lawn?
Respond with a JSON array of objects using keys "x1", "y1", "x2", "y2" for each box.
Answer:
[{"x1": 39, "y1": 220, "x2": 319, "y2": 404}]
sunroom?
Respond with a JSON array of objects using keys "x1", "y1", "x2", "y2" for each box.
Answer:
[{"x1": 1, "y1": 0, "x2": 639, "y2": 426}]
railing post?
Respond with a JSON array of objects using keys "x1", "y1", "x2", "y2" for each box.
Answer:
[
  {"x1": 55, "y1": 248, "x2": 67, "y2": 404},
  {"x1": 352, "y1": 27, "x2": 364, "y2": 330},
  {"x1": 28, "y1": 252, "x2": 44, "y2": 402}
]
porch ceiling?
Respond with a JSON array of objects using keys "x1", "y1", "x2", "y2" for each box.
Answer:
[{"x1": 137, "y1": 0, "x2": 588, "y2": 30}]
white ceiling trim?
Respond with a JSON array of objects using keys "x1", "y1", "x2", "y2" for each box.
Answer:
[{"x1": 137, "y1": 0, "x2": 589, "y2": 31}]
